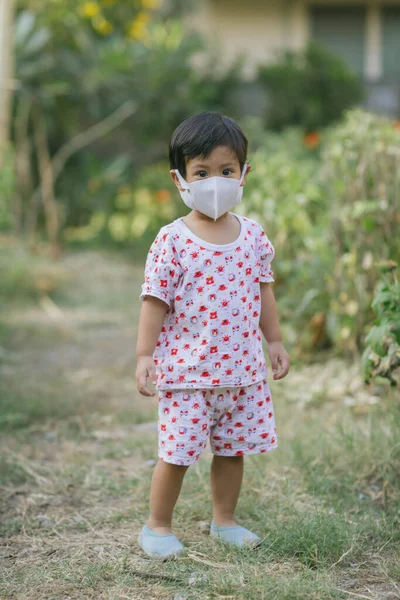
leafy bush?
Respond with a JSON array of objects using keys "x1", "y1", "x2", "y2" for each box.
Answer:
[
  {"x1": 239, "y1": 109, "x2": 400, "y2": 361},
  {"x1": 12, "y1": 5, "x2": 242, "y2": 241},
  {"x1": 258, "y1": 43, "x2": 363, "y2": 132},
  {"x1": 237, "y1": 127, "x2": 331, "y2": 357},
  {"x1": 362, "y1": 262, "x2": 400, "y2": 386},
  {"x1": 323, "y1": 109, "x2": 400, "y2": 354},
  {"x1": 63, "y1": 160, "x2": 186, "y2": 254}
]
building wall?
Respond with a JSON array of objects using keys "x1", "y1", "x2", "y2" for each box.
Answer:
[
  {"x1": 187, "y1": 0, "x2": 400, "y2": 117},
  {"x1": 190, "y1": 0, "x2": 284, "y2": 78},
  {"x1": 190, "y1": 0, "x2": 400, "y2": 81}
]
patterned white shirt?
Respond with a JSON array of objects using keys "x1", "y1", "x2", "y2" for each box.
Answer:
[{"x1": 140, "y1": 213, "x2": 275, "y2": 390}]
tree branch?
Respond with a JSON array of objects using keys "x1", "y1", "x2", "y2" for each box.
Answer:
[{"x1": 27, "y1": 100, "x2": 136, "y2": 241}]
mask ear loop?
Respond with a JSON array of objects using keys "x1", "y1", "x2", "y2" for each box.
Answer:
[
  {"x1": 174, "y1": 169, "x2": 190, "y2": 192},
  {"x1": 239, "y1": 163, "x2": 248, "y2": 185}
]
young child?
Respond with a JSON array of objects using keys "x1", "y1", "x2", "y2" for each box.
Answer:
[{"x1": 136, "y1": 112, "x2": 290, "y2": 559}]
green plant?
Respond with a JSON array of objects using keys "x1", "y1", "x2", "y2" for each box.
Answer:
[
  {"x1": 362, "y1": 262, "x2": 400, "y2": 386},
  {"x1": 12, "y1": 4, "x2": 242, "y2": 245},
  {"x1": 323, "y1": 109, "x2": 400, "y2": 354},
  {"x1": 238, "y1": 110, "x2": 400, "y2": 360},
  {"x1": 237, "y1": 126, "x2": 331, "y2": 357},
  {"x1": 63, "y1": 160, "x2": 186, "y2": 254},
  {"x1": 258, "y1": 42, "x2": 363, "y2": 132}
]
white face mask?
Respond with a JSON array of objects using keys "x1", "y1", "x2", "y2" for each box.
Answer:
[{"x1": 174, "y1": 164, "x2": 248, "y2": 221}]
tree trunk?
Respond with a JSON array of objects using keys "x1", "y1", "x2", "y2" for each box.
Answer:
[
  {"x1": 0, "y1": 0, "x2": 16, "y2": 161},
  {"x1": 14, "y1": 96, "x2": 33, "y2": 234},
  {"x1": 33, "y1": 107, "x2": 60, "y2": 258},
  {"x1": 26, "y1": 100, "x2": 136, "y2": 242}
]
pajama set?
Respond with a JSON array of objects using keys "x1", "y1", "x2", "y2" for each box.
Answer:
[{"x1": 140, "y1": 213, "x2": 278, "y2": 466}]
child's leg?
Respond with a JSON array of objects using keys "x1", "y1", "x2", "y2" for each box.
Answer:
[
  {"x1": 147, "y1": 459, "x2": 189, "y2": 534},
  {"x1": 210, "y1": 455, "x2": 243, "y2": 526}
]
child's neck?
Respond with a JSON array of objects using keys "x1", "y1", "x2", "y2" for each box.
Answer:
[
  {"x1": 189, "y1": 210, "x2": 231, "y2": 224},
  {"x1": 182, "y1": 211, "x2": 241, "y2": 246}
]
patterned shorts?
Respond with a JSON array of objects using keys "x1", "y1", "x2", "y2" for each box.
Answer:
[{"x1": 158, "y1": 378, "x2": 278, "y2": 466}]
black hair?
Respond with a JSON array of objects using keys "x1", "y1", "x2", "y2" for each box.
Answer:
[{"x1": 169, "y1": 112, "x2": 248, "y2": 178}]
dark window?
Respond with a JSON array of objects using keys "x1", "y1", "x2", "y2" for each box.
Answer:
[
  {"x1": 382, "y1": 6, "x2": 400, "y2": 78},
  {"x1": 310, "y1": 5, "x2": 366, "y2": 76}
]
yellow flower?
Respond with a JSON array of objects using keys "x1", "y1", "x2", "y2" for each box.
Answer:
[
  {"x1": 81, "y1": 2, "x2": 100, "y2": 18},
  {"x1": 141, "y1": 0, "x2": 160, "y2": 9},
  {"x1": 93, "y1": 15, "x2": 113, "y2": 35},
  {"x1": 128, "y1": 13, "x2": 150, "y2": 40},
  {"x1": 136, "y1": 12, "x2": 151, "y2": 24}
]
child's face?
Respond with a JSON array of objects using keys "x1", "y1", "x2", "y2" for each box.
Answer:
[{"x1": 170, "y1": 145, "x2": 250, "y2": 190}]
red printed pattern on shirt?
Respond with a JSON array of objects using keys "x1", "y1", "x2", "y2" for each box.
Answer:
[{"x1": 140, "y1": 216, "x2": 275, "y2": 390}]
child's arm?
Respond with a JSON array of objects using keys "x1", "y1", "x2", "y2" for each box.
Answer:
[
  {"x1": 136, "y1": 296, "x2": 168, "y2": 397},
  {"x1": 136, "y1": 228, "x2": 182, "y2": 396},
  {"x1": 259, "y1": 283, "x2": 290, "y2": 381}
]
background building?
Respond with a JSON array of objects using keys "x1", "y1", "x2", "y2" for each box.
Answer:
[{"x1": 190, "y1": 0, "x2": 400, "y2": 117}]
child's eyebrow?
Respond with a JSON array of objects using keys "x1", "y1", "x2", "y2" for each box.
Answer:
[{"x1": 190, "y1": 162, "x2": 237, "y2": 170}]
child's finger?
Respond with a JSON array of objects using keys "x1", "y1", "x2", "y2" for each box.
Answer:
[
  {"x1": 270, "y1": 354, "x2": 279, "y2": 374},
  {"x1": 273, "y1": 355, "x2": 289, "y2": 380},
  {"x1": 282, "y1": 356, "x2": 290, "y2": 374},
  {"x1": 148, "y1": 365, "x2": 157, "y2": 386},
  {"x1": 137, "y1": 372, "x2": 155, "y2": 397}
]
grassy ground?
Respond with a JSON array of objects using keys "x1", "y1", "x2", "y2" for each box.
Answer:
[{"x1": 0, "y1": 241, "x2": 399, "y2": 600}]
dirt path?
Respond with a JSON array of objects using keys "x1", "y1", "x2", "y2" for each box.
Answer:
[{"x1": 1, "y1": 250, "x2": 398, "y2": 600}]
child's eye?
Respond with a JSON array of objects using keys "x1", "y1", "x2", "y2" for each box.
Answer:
[
  {"x1": 222, "y1": 168, "x2": 234, "y2": 176},
  {"x1": 195, "y1": 170, "x2": 208, "y2": 178}
]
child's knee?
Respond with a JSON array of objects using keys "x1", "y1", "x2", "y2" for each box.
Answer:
[{"x1": 159, "y1": 456, "x2": 193, "y2": 469}]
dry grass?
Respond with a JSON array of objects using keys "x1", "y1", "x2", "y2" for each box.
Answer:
[{"x1": 1, "y1": 244, "x2": 399, "y2": 599}]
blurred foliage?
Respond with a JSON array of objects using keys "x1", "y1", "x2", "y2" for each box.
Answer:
[
  {"x1": 323, "y1": 109, "x2": 400, "y2": 355},
  {"x1": 258, "y1": 43, "x2": 363, "y2": 132},
  {"x1": 16, "y1": 0, "x2": 187, "y2": 41},
  {"x1": 236, "y1": 127, "x2": 330, "y2": 358},
  {"x1": 0, "y1": 238, "x2": 68, "y2": 306},
  {"x1": 238, "y1": 109, "x2": 400, "y2": 364},
  {"x1": 12, "y1": 0, "x2": 241, "y2": 239},
  {"x1": 0, "y1": 146, "x2": 15, "y2": 231},
  {"x1": 63, "y1": 159, "x2": 186, "y2": 251},
  {"x1": 362, "y1": 262, "x2": 400, "y2": 387}
]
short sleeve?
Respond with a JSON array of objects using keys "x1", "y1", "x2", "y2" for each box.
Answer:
[
  {"x1": 257, "y1": 226, "x2": 275, "y2": 283},
  {"x1": 139, "y1": 229, "x2": 181, "y2": 307}
]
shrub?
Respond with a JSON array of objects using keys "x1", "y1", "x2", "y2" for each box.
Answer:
[
  {"x1": 258, "y1": 43, "x2": 363, "y2": 132},
  {"x1": 63, "y1": 160, "x2": 186, "y2": 255},
  {"x1": 322, "y1": 109, "x2": 400, "y2": 354},
  {"x1": 362, "y1": 262, "x2": 400, "y2": 386},
  {"x1": 12, "y1": 8, "x2": 243, "y2": 243},
  {"x1": 237, "y1": 127, "x2": 331, "y2": 357},
  {"x1": 239, "y1": 109, "x2": 400, "y2": 361}
]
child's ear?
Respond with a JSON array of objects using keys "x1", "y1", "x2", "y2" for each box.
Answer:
[
  {"x1": 170, "y1": 170, "x2": 185, "y2": 191},
  {"x1": 240, "y1": 164, "x2": 251, "y2": 187}
]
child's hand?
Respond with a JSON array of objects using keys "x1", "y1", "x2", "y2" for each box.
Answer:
[
  {"x1": 268, "y1": 341, "x2": 290, "y2": 381},
  {"x1": 136, "y1": 355, "x2": 157, "y2": 397}
]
